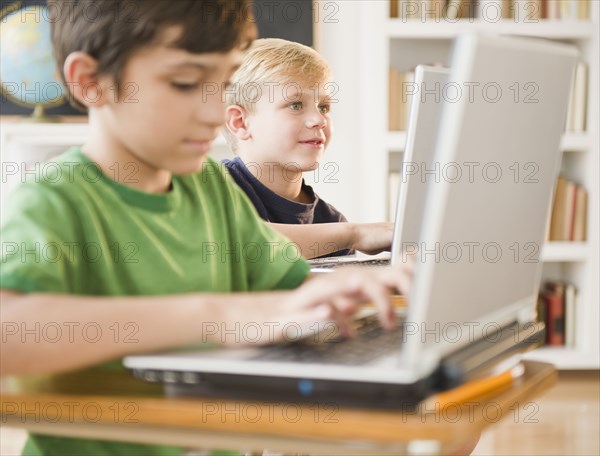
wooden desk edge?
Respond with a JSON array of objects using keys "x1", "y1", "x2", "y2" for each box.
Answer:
[{"x1": 0, "y1": 361, "x2": 556, "y2": 452}]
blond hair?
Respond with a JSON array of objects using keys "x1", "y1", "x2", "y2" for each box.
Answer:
[{"x1": 224, "y1": 38, "x2": 331, "y2": 152}]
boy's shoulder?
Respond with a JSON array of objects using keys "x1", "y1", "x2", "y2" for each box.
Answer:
[
  {"x1": 8, "y1": 147, "x2": 93, "y2": 209},
  {"x1": 2, "y1": 148, "x2": 110, "y2": 238},
  {"x1": 17, "y1": 147, "x2": 98, "y2": 192}
]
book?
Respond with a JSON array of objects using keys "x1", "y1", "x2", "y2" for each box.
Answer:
[
  {"x1": 565, "y1": 61, "x2": 577, "y2": 131},
  {"x1": 389, "y1": 67, "x2": 401, "y2": 131},
  {"x1": 540, "y1": 0, "x2": 589, "y2": 20},
  {"x1": 541, "y1": 282, "x2": 565, "y2": 346},
  {"x1": 389, "y1": 172, "x2": 401, "y2": 222},
  {"x1": 564, "y1": 0, "x2": 590, "y2": 19},
  {"x1": 446, "y1": 0, "x2": 478, "y2": 19},
  {"x1": 548, "y1": 176, "x2": 587, "y2": 242},
  {"x1": 400, "y1": 69, "x2": 415, "y2": 131},
  {"x1": 477, "y1": 0, "x2": 512, "y2": 20},
  {"x1": 570, "y1": 61, "x2": 588, "y2": 132},
  {"x1": 559, "y1": 0, "x2": 573, "y2": 19},
  {"x1": 536, "y1": 293, "x2": 547, "y2": 325},
  {"x1": 397, "y1": 71, "x2": 407, "y2": 131},
  {"x1": 390, "y1": 0, "x2": 399, "y2": 18},
  {"x1": 389, "y1": 68, "x2": 413, "y2": 131},
  {"x1": 549, "y1": 175, "x2": 575, "y2": 241},
  {"x1": 398, "y1": 0, "x2": 446, "y2": 21},
  {"x1": 565, "y1": 61, "x2": 587, "y2": 132},
  {"x1": 571, "y1": 185, "x2": 587, "y2": 241},
  {"x1": 399, "y1": 0, "x2": 423, "y2": 20},
  {"x1": 429, "y1": 0, "x2": 446, "y2": 20},
  {"x1": 513, "y1": 0, "x2": 542, "y2": 21},
  {"x1": 564, "y1": 283, "x2": 577, "y2": 347},
  {"x1": 578, "y1": 0, "x2": 590, "y2": 19},
  {"x1": 546, "y1": 0, "x2": 561, "y2": 19},
  {"x1": 543, "y1": 203, "x2": 551, "y2": 242}
]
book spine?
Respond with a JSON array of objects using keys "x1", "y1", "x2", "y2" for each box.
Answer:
[
  {"x1": 543, "y1": 285, "x2": 565, "y2": 346},
  {"x1": 578, "y1": 0, "x2": 590, "y2": 20},
  {"x1": 546, "y1": 0, "x2": 561, "y2": 19},
  {"x1": 513, "y1": 0, "x2": 543, "y2": 21},
  {"x1": 445, "y1": 0, "x2": 464, "y2": 19},
  {"x1": 563, "y1": 180, "x2": 577, "y2": 241},
  {"x1": 549, "y1": 176, "x2": 568, "y2": 240},
  {"x1": 478, "y1": 1, "x2": 512, "y2": 20},
  {"x1": 564, "y1": 283, "x2": 576, "y2": 347},
  {"x1": 429, "y1": 0, "x2": 446, "y2": 20},
  {"x1": 572, "y1": 185, "x2": 587, "y2": 241},
  {"x1": 401, "y1": 70, "x2": 415, "y2": 131},
  {"x1": 569, "y1": 181, "x2": 578, "y2": 241},
  {"x1": 400, "y1": 0, "x2": 424, "y2": 20},
  {"x1": 390, "y1": 0, "x2": 400, "y2": 18},
  {"x1": 571, "y1": 61, "x2": 588, "y2": 132},
  {"x1": 389, "y1": 172, "x2": 401, "y2": 222}
]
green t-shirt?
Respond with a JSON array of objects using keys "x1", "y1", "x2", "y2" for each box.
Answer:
[{"x1": 1, "y1": 148, "x2": 310, "y2": 455}]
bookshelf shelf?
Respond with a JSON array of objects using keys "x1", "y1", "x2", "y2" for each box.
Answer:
[
  {"x1": 386, "y1": 131, "x2": 408, "y2": 151},
  {"x1": 541, "y1": 242, "x2": 590, "y2": 262},
  {"x1": 524, "y1": 347, "x2": 600, "y2": 369},
  {"x1": 386, "y1": 20, "x2": 596, "y2": 39},
  {"x1": 386, "y1": 131, "x2": 590, "y2": 153},
  {"x1": 560, "y1": 133, "x2": 592, "y2": 152}
]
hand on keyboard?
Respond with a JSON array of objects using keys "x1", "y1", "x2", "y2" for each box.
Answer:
[
  {"x1": 218, "y1": 262, "x2": 413, "y2": 347},
  {"x1": 284, "y1": 263, "x2": 413, "y2": 338},
  {"x1": 351, "y1": 222, "x2": 394, "y2": 255}
]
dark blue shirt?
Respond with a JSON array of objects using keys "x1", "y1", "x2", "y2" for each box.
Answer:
[{"x1": 222, "y1": 157, "x2": 353, "y2": 257}]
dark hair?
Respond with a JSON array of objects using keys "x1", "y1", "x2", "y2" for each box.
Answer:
[{"x1": 49, "y1": 0, "x2": 257, "y2": 111}]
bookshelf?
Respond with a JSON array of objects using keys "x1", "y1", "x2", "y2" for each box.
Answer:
[{"x1": 316, "y1": 1, "x2": 599, "y2": 369}]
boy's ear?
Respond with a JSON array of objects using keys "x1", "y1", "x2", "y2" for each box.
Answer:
[
  {"x1": 225, "y1": 105, "x2": 251, "y2": 141},
  {"x1": 62, "y1": 52, "x2": 110, "y2": 108}
]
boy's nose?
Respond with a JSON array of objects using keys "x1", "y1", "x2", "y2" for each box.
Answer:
[
  {"x1": 195, "y1": 89, "x2": 227, "y2": 128},
  {"x1": 306, "y1": 112, "x2": 327, "y2": 129}
]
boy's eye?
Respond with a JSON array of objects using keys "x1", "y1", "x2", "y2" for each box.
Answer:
[
  {"x1": 171, "y1": 81, "x2": 199, "y2": 91},
  {"x1": 289, "y1": 101, "x2": 302, "y2": 111},
  {"x1": 319, "y1": 104, "x2": 330, "y2": 114}
]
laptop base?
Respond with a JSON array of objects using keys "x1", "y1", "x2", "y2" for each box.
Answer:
[{"x1": 130, "y1": 370, "x2": 432, "y2": 410}]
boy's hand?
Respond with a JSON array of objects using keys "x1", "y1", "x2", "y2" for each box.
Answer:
[
  {"x1": 260, "y1": 262, "x2": 413, "y2": 342},
  {"x1": 351, "y1": 222, "x2": 394, "y2": 255}
]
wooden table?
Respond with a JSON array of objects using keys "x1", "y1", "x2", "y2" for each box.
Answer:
[{"x1": 0, "y1": 360, "x2": 556, "y2": 455}]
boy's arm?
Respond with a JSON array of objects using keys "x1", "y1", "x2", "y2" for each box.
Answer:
[
  {"x1": 0, "y1": 288, "x2": 234, "y2": 376},
  {"x1": 270, "y1": 222, "x2": 394, "y2": 259},
  {"x1": 0, "y1": 264, "x2": 411, "y2": 377}
]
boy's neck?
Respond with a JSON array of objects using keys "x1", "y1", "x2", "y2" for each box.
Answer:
[
  {"x1": 83, "y1": 114, "x2": 173, "y2": 194},
  {"x1": 240, "y1": 158, "x2": 308, "y2": 203}
]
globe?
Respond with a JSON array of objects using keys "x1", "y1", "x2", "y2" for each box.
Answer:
[{"x1": 0, "y1": 3, "x2": 66, "y2": 121}]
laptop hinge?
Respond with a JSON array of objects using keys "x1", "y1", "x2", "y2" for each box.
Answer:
[{"x1": 431, "y1": 321, "x2": 545, "y2": 391}]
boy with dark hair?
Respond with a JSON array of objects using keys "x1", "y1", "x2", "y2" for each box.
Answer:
[{"x1": 0, "y1": 1, "x2": 411, "y2": 454}]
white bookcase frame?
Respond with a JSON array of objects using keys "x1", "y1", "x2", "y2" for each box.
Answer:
[{"x1": 316, "y1": 0, "x2": 599, "y2": 369}]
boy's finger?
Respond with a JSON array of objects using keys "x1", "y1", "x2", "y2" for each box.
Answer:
[
  {"x1": 352, "y1": 272, "x2": 396, "y2": 329},
  {"x1": 290, "y1": 275, "x2": 343, "y2": 310}
]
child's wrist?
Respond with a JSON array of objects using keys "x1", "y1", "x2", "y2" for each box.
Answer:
[{"x1": 348, "y1": 223, "x2": 360, "y2": 250}]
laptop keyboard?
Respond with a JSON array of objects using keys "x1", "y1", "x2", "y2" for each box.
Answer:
[
  {"x1": 251, "y1": 314, "x2": 403, "y2": 365},
  {"x1": 310, "y1": 258, "x2": 391, "y2": 270}
]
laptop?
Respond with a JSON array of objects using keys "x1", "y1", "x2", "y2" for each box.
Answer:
[
  {"x1": 309, "y1": 65, "x2": 450, "y2": 271},
  {"x1": 124, "y1": 34, "x2": 577, "y2": 408}
]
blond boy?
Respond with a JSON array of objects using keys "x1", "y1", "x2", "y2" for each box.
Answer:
[{"x1": 224, "y1": 38, "x2": 393, "y2": 259}]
